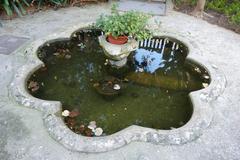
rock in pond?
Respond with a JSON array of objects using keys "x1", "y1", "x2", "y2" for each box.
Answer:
[{"x1": 93, "y1": 76, "x2": 123, "y2": 96}]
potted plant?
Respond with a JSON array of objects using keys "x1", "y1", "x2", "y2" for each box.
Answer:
[{"x1": 95, "y1": 4, "x2": 152, "y2": 45}]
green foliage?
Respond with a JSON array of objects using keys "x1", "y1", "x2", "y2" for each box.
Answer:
[
  {"x1": 1, "y1": 0, "x2": 30, "y2": 17},
  {"x1": 207, "y1": 0, "x2": 240, "y2": 25},
  {"x1": 173, "y1": 0, "x2": 240, "y2": 25},
  {"x1": 0, "y1": 0, "x2": 68, "y2": 17},
  {"x1": 173, "y1": 0, "x2": 196, "y2": 6},
  {"x1": 95, "y1": 4, "x2": 152, "y2": 40},
  {"x1": 37, "y1": 0, "x2": 68, "y2": 7}
]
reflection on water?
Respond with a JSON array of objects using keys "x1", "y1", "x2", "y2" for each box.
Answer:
[{"x1": 134, "y1": 49, "x2": 165, "y2": 73}]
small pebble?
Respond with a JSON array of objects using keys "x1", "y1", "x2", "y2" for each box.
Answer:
[
  {"x1": 88, "y1": 121, "x2": 97, "y2": 131},
  {"x1": 203, "y1": 75, "x2": 210, "y2": 79},
  {"x1": 202, "y1": 83, "x2": 209, "y2": 88},
  {"x1": 89, "y1": 121, "x2": 96, "y2": 126},
  {"x1": 94, "y1": 128, "x2": 103, "y2": 136},
  {"x1": 194, "y1": 67, "x2": 201, "y2": 73},
  {"x1": 62, "y1": 110, "x2": 70, "y2": 117},
  {"x1": 113, "y1": 84, "x2": 121, "y2": 90},
  {"x1": 65, "y1": 54, "x2": 71, "y2": 59}
]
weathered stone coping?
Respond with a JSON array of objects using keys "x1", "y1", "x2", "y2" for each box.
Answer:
[{"x1": 8, "y1": 23, "x2": 227, "y2": 153}]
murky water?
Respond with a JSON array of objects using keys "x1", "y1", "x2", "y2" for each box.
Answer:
[{"x1": 28, "y1": 29, "x2": 210, "y2": 136}]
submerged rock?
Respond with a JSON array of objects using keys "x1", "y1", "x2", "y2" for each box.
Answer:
[
  {"x1": 113, "y1": 84, "x2": 121, "y2": 90},
  {"x1": 93, "y1": 76, "x2": 122, "y2": 96},
  {"x1": 94, "y1": 127, "x2": 103, "y2": 136},
  {"x1": 202, "y1": 83, "x2": 209, "y2": 88},
  {"x1": 88, "y1": 121, "x2": 97, "y2": 131},
  {"x1": 69, "y1": 109, "x2": 80, "y2": 118},
  {"x1": 28, "y1": 81, "x2": 40, "y2": 92},
  {"x1": 62, "y1": 110, "x2": 70, "y2": 117},
  {"x1": 84, "y1": 128, "x2": 93, "y2": 137}
]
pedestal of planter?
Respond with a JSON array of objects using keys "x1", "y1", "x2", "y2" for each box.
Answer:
[{"x1": 98, "y1": 35, "x2": 138, "y2": 67}]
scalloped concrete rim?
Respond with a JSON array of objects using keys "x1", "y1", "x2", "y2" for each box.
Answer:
[{"x1": 9, "y1": 23, "x2": 226, "y2": 153}]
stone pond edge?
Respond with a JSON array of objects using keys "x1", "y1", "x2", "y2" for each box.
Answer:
[{"x1": 8, "y1": 22, "x2": 227, "y2": 153}]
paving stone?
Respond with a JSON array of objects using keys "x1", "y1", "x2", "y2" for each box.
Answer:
[
  {"x1": 118, "y1": 0, "x2": 166, "y2": 15},
  {"x1": 0, "y1": 35, "x2": 29, "y2": 55}
]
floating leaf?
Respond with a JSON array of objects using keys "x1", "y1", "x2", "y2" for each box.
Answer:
[
  {"x1": 28, "y1": 81, "x2": 39, "y2": 92},
  {"x1": 62, "y1": 110, "x2": 70, "y2": 117},
  {"x1": 69, "y1": 109, "x2": 80, "y2": 118}
]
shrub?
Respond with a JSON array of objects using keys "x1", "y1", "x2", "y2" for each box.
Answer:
[
  {"x1": 95, "y1": 4, "x2": 152, "y2": 40},
  {"x1": 207, "y1": 0, "x2": 240, "y2": 25},
  {"x1": 173, "y1": 0, "x2": 240, "y2": 25}
]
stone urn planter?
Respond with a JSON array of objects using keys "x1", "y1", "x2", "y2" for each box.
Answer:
[{"x1": 98, "y1": 35, "x2": 138, "y2": 67}]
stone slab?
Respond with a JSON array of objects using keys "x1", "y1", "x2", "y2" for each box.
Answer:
[
  {"x1": 117, "y1": 0, "x2": 166, "y2": 15},
  {"x1": 0, "y1": 35, "x2": 29, "y2": 55}
]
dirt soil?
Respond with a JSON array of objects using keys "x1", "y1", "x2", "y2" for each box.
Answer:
[{"x1": 174, "y1": 4, "x2": 240, "y2": 34}]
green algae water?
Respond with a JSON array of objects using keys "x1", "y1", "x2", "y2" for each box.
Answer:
[{"x1": 28, "y1": 29, "x2": 210, "y2": 136}]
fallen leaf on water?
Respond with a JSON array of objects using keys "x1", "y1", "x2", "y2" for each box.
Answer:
[
  {"x1": 79, "y1": 125, "x2": 85, "y2": 134},
  {"x1": 28, "y1": 81, "x2": 40, "y2": 92},
  {"x1": 84, "y1": 128, "x2": 93, "y2": 137},
  {"x1": 69, "y1": 109, "x2": 80, "y2": 118},
  {"x1": 65, "y1": 54, "x2": 71, "y2": 59},
  {"x1": 65, "y1": 118, "x2": 76, "y2": 127},
  {"x1": 113, "y1": 84, "x2": 121, "y2": 90},
  {"x1": 88, "y1": 121, "x2": 97, "y2": 131}
]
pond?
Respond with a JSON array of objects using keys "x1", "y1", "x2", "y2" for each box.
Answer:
[{"x1": 27, "y1": 29, "x2": 210, "y2": 136}]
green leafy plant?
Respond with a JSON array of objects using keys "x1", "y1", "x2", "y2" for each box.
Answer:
[
  {"x1": 35, "y1": 0, "x2": 68, "y2": 8},
  {"x1": 207, "y1": 0, "x2": 240, "y2": 25},
  {"x1": 95, "y1": 4, "x2": 152, "y2": 40},
  {"x1": 0, "y1": 0, "x2": 69, "y2": 17},
  {"x1": 1, "y1": 0, "x2": 30, "y2": 17}
]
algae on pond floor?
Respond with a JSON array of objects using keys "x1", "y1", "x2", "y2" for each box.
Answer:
[{"x1": 28, "y1": 29, "x2": 210, "y2": 136}]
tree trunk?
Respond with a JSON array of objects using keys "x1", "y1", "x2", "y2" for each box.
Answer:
[{"x1": 191, "y1": 0, "x2": 206, "y2": 17}]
